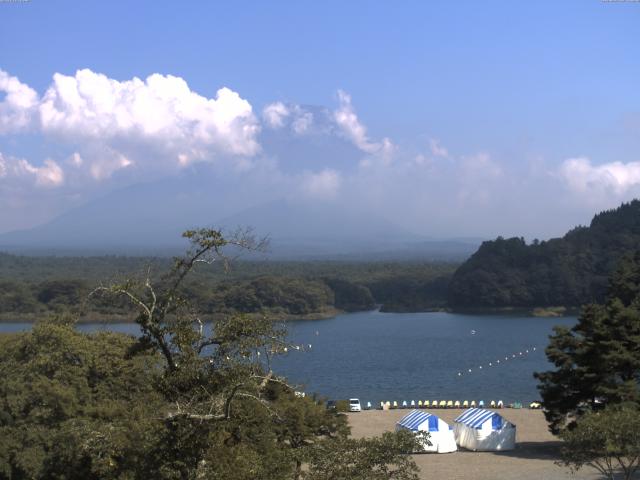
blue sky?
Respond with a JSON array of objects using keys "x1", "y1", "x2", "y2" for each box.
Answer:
[{"x1": 0, "y1": 0, "x2": 639, "y2": 239}]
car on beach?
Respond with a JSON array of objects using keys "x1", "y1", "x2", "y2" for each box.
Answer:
[{"x1": 349, "y1": 398, "x2": 361, "y2": 412}]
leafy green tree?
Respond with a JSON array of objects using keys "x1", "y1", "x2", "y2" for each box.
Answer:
[
  {"x1": 265, "y1": 385, "x2": 350, "y2": 480},
  {"x1": 322, "y1": 278, "x2": 374, "y2": 312},
  {"x1": 0, "y1": 317, "x2": 164, "y2": 480},
  {"x1": 535, "y1": 251, "x2": 640, "y2": 434},
  {"x1": 91, "y1": 228, "x2": 421, "y2": 479},
  {"x1": 0, "y1": 229, "x2": 426, "y2": 479},
  {"x1": 558, "y1": 404, "x2": 640, "y2": 480},
  {"x1": 304, "y1": 430, "x2": 423, "y2": 480}
]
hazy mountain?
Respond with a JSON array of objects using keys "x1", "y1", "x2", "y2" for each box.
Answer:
[
  {"x1": 0, "y1": 181, "x2": 481, "y2": 260},
  {"x1": 0, "y1": 162, "x2": 481, "y2": 259},
  {"x1": 0, "y1": 107, "x2": 488, "y2": 260},
  {"x1": 0, "y1": 169, "x2": 237, "y2": 252}
]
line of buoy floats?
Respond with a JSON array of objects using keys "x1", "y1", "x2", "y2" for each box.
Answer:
[
  {"x1": 368, "y1": 400, "x2": 542, "y2": 410},
  {"x1": 456, "y1": 347, "x2": 537, "y2": 377}
]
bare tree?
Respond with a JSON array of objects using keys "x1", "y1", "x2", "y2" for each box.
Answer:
[{"x1": 91, "y1": 228, "x2": 295, "y2": 423}]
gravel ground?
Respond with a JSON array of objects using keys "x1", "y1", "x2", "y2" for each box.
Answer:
[{"x1": 347, "y1": 409, "x2": 604, "y2": 480}]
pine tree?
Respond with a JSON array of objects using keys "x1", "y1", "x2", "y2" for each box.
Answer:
[{"x1": 535, "y1": 251, "x2": 640, "y2": 434}]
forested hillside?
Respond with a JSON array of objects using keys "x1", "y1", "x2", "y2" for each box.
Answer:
[
  {"x1": 448, "y1": 200, "x2": 640, "y2": 308},
  {"x1": 0, "y1": 255, "x2": 455, "y2": 320}
]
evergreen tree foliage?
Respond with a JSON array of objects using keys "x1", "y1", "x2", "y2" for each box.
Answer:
[
  {"x1": 449, "y1": 200, "x2": 640, "y2": 308},
  {"x1": 0, "y1": 318, "x2": 165, "y2": 479},
  {"x1": 535, "y1": 251, "x2": 640, "y2": 434},
  {"x1": 0, "y1": 229, "x2": 422, "y2": 480}
]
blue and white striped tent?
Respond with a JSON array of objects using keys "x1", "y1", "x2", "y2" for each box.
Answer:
[
  {"x1": 396, "y1": 410, "x2": 457, "y2": 453},
  {"x1": 455, "y1": 408, "x2": 504, "y2": 429},
  {"x1": 453, "y1": 408, "x2": 515, "y2": 451}
]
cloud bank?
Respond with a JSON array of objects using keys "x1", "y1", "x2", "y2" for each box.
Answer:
[
  {"x1": 1, "y1": 67, "x2": 638, "y2": 238},
  {"x1": 0, "y1": 70, "x2": 39, "y2": 134},
  {"x1": 1, "y1": 69, "x2": 262, "y2": 182},
  {"x1": 559, "y1": 157, "x2": 640, "y2": 195},
  {"x1": 0, "y1": 153, "x2": 64, "y2": 187}
]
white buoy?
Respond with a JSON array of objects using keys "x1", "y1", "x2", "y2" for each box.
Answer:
[{"x1": 468, "y1": 369, "x2": 472, "y2": 373}]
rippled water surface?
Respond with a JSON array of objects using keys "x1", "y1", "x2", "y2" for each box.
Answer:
[
  {"x1": 272, "y1": 310, "x2": 576, "y2": 405},
  {"x1": 1, "y1": 311, "x2": 576, "y2": 405}
]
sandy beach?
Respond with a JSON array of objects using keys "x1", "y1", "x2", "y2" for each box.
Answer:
[{"x1": 347, "y1": 409, "x2": 602, "y2": 480}]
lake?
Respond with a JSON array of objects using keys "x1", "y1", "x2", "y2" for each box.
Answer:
[{"x1": 0, "y1": 310, "x2": 575, "y2": 406}]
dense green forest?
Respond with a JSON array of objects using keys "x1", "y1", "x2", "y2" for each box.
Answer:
[
  {"x1": 0, "y1": 254, "x2": 456, "y2": 321},
  {"x1": 5, "y1": 200, "x2": 638, "y2": 319},
  {"x1": 448, "y1": 200, "x2": 640, "y2": 309},
  {"x1": 0, "y1": 229, "x2": 423, "y2": 480}
]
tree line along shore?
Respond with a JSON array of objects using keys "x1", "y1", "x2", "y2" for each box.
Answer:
[
  {"x1": 1, "y1": 227, "x2": 639, "y2": 480},
  {"x1": 0, "y1": 255, "x2": 454, "y2": 322},
  {"x1": 2, "y1": 199, "x2": 640, "y2": 322}
]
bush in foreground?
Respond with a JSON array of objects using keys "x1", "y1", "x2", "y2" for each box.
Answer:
[{"x1": 559, "y1": 405, "x2": 640, "y2": 480}]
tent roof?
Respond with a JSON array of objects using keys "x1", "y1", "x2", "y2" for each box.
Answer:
[
  {"x1": 397, "y1": 410, "x2": 438, "y2": 431},
  {"x1": 454, "y1": 408, "x2": 502, "y2": 429}
]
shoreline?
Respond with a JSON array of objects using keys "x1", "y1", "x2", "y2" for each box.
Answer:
[
  {"x1": 0, "y1": 305, "x2": 580, "y2": 324},
  {"x1": 0, "y1": 308, "x2": 346, "y2": 324}
]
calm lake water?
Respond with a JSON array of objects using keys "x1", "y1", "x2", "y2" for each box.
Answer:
[{"x1": 1, "y1": 311, "x2": 575, "y2": 406}]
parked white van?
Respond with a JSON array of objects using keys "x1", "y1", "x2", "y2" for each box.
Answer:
[{"x1": 349, "y1": 398, "x2": 361, "y2": 412}]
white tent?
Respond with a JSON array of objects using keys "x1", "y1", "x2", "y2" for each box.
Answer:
[
  {"x1": 453, "y1": 408, "x2": 516, "y2": 451},
  {"x1": 395, "y1": 410, "x2": 457, "y2": 453}
]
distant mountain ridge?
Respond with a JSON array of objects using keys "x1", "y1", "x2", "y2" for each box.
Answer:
[
  {"x1": 0, "y1": 167, "x2": 480, "y2": 260},
  {"x1": 448, "y1": 200, "x2": 640, "y2": 308}
]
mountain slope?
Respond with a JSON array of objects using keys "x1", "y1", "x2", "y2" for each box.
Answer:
[
  {"x1": 0, "y1": 169, "x2": 445, "y2": 258},
  {"x1": 448, "y1": 200, "x2": 640, "y2": 308}
]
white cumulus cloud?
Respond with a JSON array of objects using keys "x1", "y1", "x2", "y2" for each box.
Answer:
[
  {"x1": 559, "y1": 157, "x2": 640, "y2": 195},
  {"x1": 0, "y1": 152, "x2": 64, "y2": 187},
  {"x1": 0, "y1": 68, "x2": 262, "y2": 183},
  {"x1": 291, "y1": 110, "x2": 313, "y2": 134},
  {"x1": 263, "y1": 101, "x2": 314, "y2": 135},
  {"x1": 263, "y1": 102, "x2": 290, "y2": 128},
  {"x1": 0, "y1": 70, "x2": 39, "y2": 133},
  {"x1": 38, "y1": 69, "x2": 260, "y2": 167},
  {"x1": 333, "y1": 90, "x2": 393, "y2": 155}
]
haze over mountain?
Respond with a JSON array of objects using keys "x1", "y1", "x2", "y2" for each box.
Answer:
[
  {"x1": 1, "y1": 2, "x2": 639, "y2": 253},
  {"x1": 0, "y1": 163, "x2": 481, "y2": 259},
  {"x1": 0, "y1": 102, "x2": 485, "y2": 259}
]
